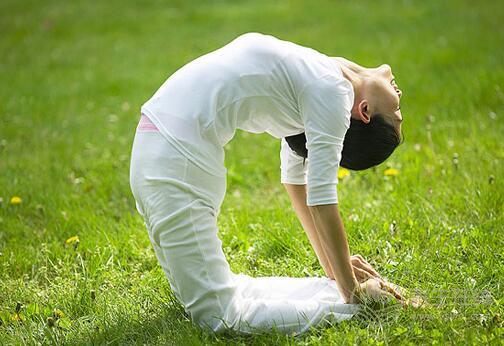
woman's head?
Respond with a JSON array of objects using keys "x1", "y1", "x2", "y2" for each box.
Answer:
[
  {"x1": 284, "y1": 61, "x2": 404, "y2": 170},
  {"x1": 339, "y1": 61, "x2": 404, "y2": 170},
  {"x1": 352, "y1": 64, "x2": 402, "y2": 125}
]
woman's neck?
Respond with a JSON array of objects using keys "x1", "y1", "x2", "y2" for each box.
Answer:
[{"x1": 332, "y1": 57, "x2": 366, "y2": 101}]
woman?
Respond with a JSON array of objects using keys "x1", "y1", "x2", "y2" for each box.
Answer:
[{"x1": 130, "y1": 32, "x2": 404, "y2": 335}]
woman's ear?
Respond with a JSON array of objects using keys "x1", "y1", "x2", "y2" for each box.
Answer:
[{"x1": 357, "y1": 100, "x2": 371, "y2": 124}]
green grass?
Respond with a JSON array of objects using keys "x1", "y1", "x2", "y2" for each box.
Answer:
[{"x1": 0, "y1": 0, "x2": 503, "y2": 344}]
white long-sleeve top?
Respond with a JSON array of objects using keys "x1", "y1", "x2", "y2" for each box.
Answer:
[{"x1": 141, "y1": 32, "x2": 354, "y2": 206}]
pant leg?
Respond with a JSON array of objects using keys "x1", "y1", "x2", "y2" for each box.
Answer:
[
  {"x1": 129, "y1": 129, "x2": 359, "y2": 335},
  {"x1": 130, "y1": 129, "x2": 233, "y2": 330},
  {"x1": 233, "y1": 273, "x2": 349, "y2": 302}
]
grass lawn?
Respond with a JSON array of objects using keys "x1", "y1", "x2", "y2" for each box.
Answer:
[{"x1": 1, "y1": 0, "x2": 503, "y2": 344}]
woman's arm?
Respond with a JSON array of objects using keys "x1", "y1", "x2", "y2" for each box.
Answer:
[
  {"x1": 283, "y1": 183, "x2": 335, "y2": 279},
  {"x1": 283, "y1": 183, "x2": 396, "y2": 303},
  {"x1": 283, "y1": 183, "x2": 383, "y2": 280},
  {"x1": 307, "y1": 202, "x2": 358, "y2": 303},
  {"x1": 283, "y1": 183, "x2": 359, "y2": 299}
]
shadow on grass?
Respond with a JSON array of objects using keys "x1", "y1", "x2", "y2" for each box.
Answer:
[
  {"x1": 64, "y1": 304, "x2": 369, "y2": 345},
  {"x1": 67, "y1": 302, "x2": 295, "y2": 345},
  {"x1": 64, "y1": 281, "x2": 417, "y2": 345},
  {"x1": 67, "y1": 305, "x2": 200, "y2": 345}
]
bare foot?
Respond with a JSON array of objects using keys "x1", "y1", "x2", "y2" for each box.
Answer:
[{"x1": 384, "y1": 282, "x2": 428, "y2": 308}]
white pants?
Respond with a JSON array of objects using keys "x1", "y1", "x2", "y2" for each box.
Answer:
[{"x1": 129, "y1": 129, "x2": 358, "y2": 335}]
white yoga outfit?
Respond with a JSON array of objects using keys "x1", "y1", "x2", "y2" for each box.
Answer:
[{"x1": 129, "y1": 32, "x2": 358, "y2": 335}]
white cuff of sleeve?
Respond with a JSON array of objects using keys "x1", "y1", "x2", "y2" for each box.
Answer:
[
  {"x1": 281, "y1": 176, "x2": 307, "y2": 185},
  {"x1": 306, "y1": 183, "x2": 338, "y2": 206}
]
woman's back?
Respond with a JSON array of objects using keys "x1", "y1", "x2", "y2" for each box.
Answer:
[{"x1": 140, "y1": 32, "x2": 353, "y2": 182}]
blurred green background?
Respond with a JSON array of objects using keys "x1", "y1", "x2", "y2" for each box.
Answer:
[{"x1": 0, "y1": 0, "x2": 502, "y2": 344}]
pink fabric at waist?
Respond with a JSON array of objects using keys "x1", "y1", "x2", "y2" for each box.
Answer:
[{"x1": 137, "y1": 114, "x2": 159, "y2": 132}]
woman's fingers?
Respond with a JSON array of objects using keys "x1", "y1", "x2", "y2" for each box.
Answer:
[
  {"x1": 361, "y1": 258, "x2": 381, "y2": 278},
  {"x1": 361, "y1": 278, "x2": 395, "y2": 302},
  {"x1": 386, "y1": 282, "x2": 408, "y2": 297},
  {"x1": 375, "y1": 284, "x2": 403, "y2": 303},
  {"x1": 381, "y1": 282, "x2": 403, "y2": 301},
  {"x1": 361, "y1": 278, "x2": 405, "y2": 303},
  {"x1": 352, "y1": 266, "x2": 373, "y2": 283},
  {"x1": 351, "y1": 262, "x2": 382, "y2": 284},
  {"x1": 351, "y1": 255, "x2": 382, "y2": 279},
  {"x1": 351, "y1": 256, "x2": 407, "y2": 303}
]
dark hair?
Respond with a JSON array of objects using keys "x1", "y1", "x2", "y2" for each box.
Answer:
[{"x1": 284, "y1": 114, "x2": 402, "y2": 171}]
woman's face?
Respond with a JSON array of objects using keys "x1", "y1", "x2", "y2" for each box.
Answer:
[{"x1": 364, "y1": 64, "x2": 403, "y2": 131}]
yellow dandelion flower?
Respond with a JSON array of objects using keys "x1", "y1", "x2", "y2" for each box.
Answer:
[
  {"x1": 10, "y1": 196, "x2": 22, "y2": 205},
  {"x1": 65, "y1": 235, "x2": 79, "y2": 245},
  {"x1": 11, "y1": 313, "x2": 23, "y2": 322},
  {"x1": 53, "y1": 309, "x2": 65, "y2": 319},
  {"x1": 384, "y1": 168, "x2": 400, "y2": 176},
  {"x1": 338, "y1": 167, "x2": 350, "y2": 179}
]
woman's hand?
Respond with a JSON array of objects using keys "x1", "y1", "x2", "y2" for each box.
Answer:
[
  {"x1": 350, "y1": 255, "x2": 405, "y2": 301},
  {"x1": 349, "y1": 255, "x2": 425, "y2": 307},
  {"x1": 361, "y1": 278, "x2": 391, "y2": 301},
  {"x1": 351, "y1": 278, "x2": 403, "y2": 303},
  {"x1": 351, "y1": 254, "x2": 382, "y2": 283}
]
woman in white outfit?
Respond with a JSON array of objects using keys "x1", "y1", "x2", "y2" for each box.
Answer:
[{"x1": 129, "y1": 32, "x2": 404, "y2": 335}]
